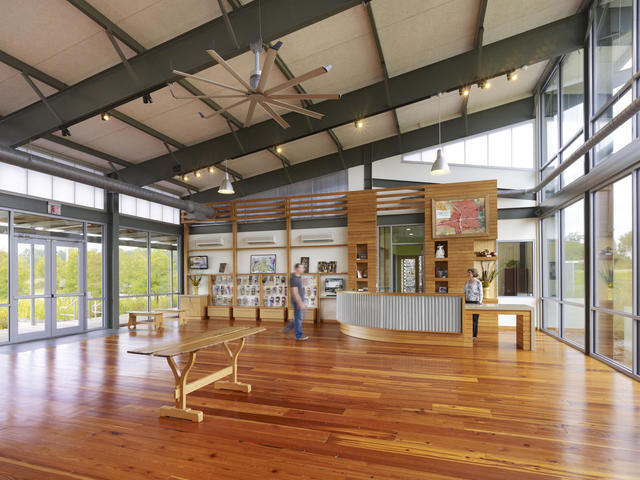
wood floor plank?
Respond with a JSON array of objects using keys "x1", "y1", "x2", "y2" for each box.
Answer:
[{"x1": 0, "y1": 320, "x2": 638, "y2": 479}]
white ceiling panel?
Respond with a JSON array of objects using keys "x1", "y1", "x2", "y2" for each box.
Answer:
[
  {"x1": 396, "y1": 92, "x2": 464, "y2": 133},
  {"x1": 483, "y1": 0, "x2": 582, "y2": 45},
  {"x1": 0, "y1": 64, "x2": 58, "y2": 116},
  {"x1": 332, "y1": 111, "x2": 396, "y2": 149},
  {"x1": 278, "y1": 132, "x2": 338, "y2": 165},
  {"x1": 115, "y1": 83, "x2": 230, "y2": 145},
  {"x1": 372, "y1": 0, "x2": 480, "y2": 78},
  {"x1": 86, "y1": 0, "x2": 238, "y2": 49},
  {"x1": 0, "y1": 0, "x2": 136, "y2": 85},
  {"x1": 228, "y1": 150, "x2": 282, "y2": 179},
  {"x1": 466, "y1": 61, "x2": 546, "y2": 113}
]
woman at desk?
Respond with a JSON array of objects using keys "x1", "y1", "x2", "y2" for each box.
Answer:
[{"x1": 464, "y1": 268, "x2": 483, "y2": 341}]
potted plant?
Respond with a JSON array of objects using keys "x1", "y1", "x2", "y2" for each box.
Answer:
[
  {"x1": 480, "y1": 261, "x2": 497, "y2": 299},
  {"x1": 189, "y1": 274, "x2": 203, "y2": 295}
]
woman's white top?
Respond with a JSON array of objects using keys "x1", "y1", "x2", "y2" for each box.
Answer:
[{"x1": 464, "y1": 278, "x2": 483, "y2": 303}]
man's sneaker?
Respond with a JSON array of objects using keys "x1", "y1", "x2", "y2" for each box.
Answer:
[{"x1": 296, "y1": 335, "x2": 309, "y2": 341}]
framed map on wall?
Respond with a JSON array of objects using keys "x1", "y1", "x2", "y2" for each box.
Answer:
[
  {"x1": 250, "y1": 254, "x2": 276, "y2": 273},
  {"x1": 432, "y1": 196, "x2": 488, "y2": 238}
]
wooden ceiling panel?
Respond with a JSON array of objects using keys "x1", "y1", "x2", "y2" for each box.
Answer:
[
  {"x1": 0, "y1": 64, "x2": 58, "y2": 116},
  {"x1": 372, "y1": 0, "x2": 480, "y2": 78},
  {"x1": 278, "y1": 132, "x2": 338, "y2": 165},
  {"x1": 277, "y1": 4, "x2": 383, "y2": 95},
  {"x1": 332, "y1": 111, "x2": 396, "y2": 149},
  {"x1": 483, "y1": 0, "x2": 583, "y2": 45},
  {"x1": 396, "y1": 92, "x2": 464, "y2": 133},
  {"x1": 116, "y1": 83, "x2": 230, "y2": 145},
  {"x1": 86, "y1": 0, "x2": 238, "y2": 49}
]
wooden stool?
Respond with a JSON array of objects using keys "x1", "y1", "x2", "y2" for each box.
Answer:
[
  {"x1": 128, "y1": 311, "x2": 163, "y2": 330},
  {"x1": 154, "y1": 308, "x2": 187, "y2": 327}
]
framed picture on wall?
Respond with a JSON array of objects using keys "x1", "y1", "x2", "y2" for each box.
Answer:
[
  {"x1": 250, "y1": 254, "x2": 276, "y2": 273},
  {"x1": 219, "y1": 262, "x2": 227, "y2": 273},
  {"x1": 432, "y1": 196, "x2": 489, "y2": 238}
]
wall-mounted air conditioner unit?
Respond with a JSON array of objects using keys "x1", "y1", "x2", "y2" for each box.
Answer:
[
  {"x1": 300, "y1": 232, "x2": 334, "y2": 243},
  {"x1": 246, "y1": 234, "x2": 276, "y2": 245},
  {"x1": 195, "y1": 237, "x2": 224, "y2": 247}
]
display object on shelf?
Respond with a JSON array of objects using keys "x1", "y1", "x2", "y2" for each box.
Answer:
[
  {"x1": 218, "y1": 262, "x2": 227, "y2": 273},
  {"x1": 301, "y1": 274, "x2": 318, "y2": 308},
  {"x1": 356, "y1": 244, "x2": 368, "y2": 260},
  {"x1": 474, "y1": 249, "x2": 496, "y2": 258},
  {"x1": 300, "y1": 257, "x2": 309, "y2": 273},
  {"x1": 237, "y1": 275, "x2": 260, "y2": 307},
  {"x1": 317, "y1": 261, "x2": 337, "y2": 273},
  {"x1": 211, "y1": 275, "x2": 234, "y2": 306},
  {"x1": 250, "y1": 254, "x2": 276, "y2": 273},
  {"x1": 262, "y1": 274, "x2": 287, "y2": 308},
  {"x1": 435, "y1": 244, "x2": 446, "y2": 258}
]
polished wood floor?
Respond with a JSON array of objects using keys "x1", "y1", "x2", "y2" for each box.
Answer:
[{"x1": 0, "y1": 320, "x2": 638, "y2": 480}]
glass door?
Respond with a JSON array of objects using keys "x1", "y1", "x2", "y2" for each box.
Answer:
[
  {"x1": 52, "y1": 240, "x2": 84, "y2": 335},
  {"x1": 12, "y1": 238, "x2": 51, "y2": 341}
]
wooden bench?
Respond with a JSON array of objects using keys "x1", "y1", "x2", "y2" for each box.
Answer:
[
  {"x1": 153, "y1": 308, "x2": 187, "y2": 327},
  {"x1": 128, "y1": 311, "x2": 163, "y2": 330},
  {"x1": 127, "y1": 326, "x2": 266, "y2": 422}
]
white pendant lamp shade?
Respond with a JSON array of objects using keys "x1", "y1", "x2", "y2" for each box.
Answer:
[
  {"x1": 218, "y1": 172, "x2": 234, "y2": 194},
  {"x1": 430, "y1": 149, "x2": 450, "y2": 175},
  {"x1": 431, "y1": 92, "x2": 450, "y2": 176}
]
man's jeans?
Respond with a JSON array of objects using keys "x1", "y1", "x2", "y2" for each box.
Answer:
[{"x1": 285, "y1": 308, "x2": 304, "y2": 338}]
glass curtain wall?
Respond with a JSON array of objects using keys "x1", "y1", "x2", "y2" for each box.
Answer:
[
  {"x1": 87, "y1": 224, "x2": 103, "y2": 329},
  {"x1": 593, "y1": 175, "x2": 634, "y2": 370},
  {"x1": 118, "y1": 228, "x2": 180, "y2": 324},
  {"x1": 0, "y1": 211, "x2": 8, "y2": 342},
  {"x1": 378, "y1": 225, "x2": 424, "y2": 293},
  {"x1": 541, "y1": 200, "x2": 586, "y2": 347},
  {"x1": 540, "y1": 49, "x2": 585, "y2": 198}
]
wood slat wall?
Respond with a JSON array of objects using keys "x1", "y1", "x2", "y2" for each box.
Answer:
[{"x1": 347, "y1": 191, "x2": 377, "y2": 292}]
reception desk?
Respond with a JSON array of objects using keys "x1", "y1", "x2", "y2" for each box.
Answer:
[
  {"x1": 337, "y1": 292, "x2": 534, "y2": 349},
  {"x1": 337, "y1": 292, "x2": 471, "y2": 347}
]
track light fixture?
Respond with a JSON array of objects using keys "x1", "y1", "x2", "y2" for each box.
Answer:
[
  {"x1": 208, "y1": 166, "x2": 215, "y2": 174},
  {"x1": 355, "y1": 119, "x2": 364, "y2": 129},
  {"x1": 459, "y1": 86, "x2": 470, "y2": 97},
  {"x1": 195, "y1": 170, "x2": 202, "y2": 178},
  {"x1": 275, "y1": 146, "x2": 283, "y2": 154},
  {"x1": 101, "y1": 112, "x2": 111, "y2": 121},
  {"x1": 507, "y1": 71, "x2": 519, "y2": 82},
  {"x1": 61, "y1": 127, "x2": 71, "y2": 137},
  {"x1": 142, "y1": 93, "x2": 153, "y2": 104},
  {"x1": 478, "y1": 79, "x2": 491, "y2": 90},
  {"x1": 182, "y1": 174, "x2": 189, "y2": 181}
]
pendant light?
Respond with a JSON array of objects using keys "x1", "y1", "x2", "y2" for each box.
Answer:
[
  {"x1": 431, "y1": 93, "x2": 450, "y2": 176},
  {"x1": 218, "y1": 160, "x2": 235, "y2": 194}
]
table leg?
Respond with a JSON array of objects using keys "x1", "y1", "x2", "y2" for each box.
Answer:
[
  {"x1": 128, "y1": 313, "x2": 136, "y2": 330},
  {"x1": 215, "y1": 338, "x2": 251, "y2": 393},
  {"x1": 179, "y1": 311, "x2": 187, "y2": 327},
  {"x1": 154, "y1": 313, "x2": 164, "y2": 330},
  {"x1": 158, "y1": 352, "x2": 203, "y2": 422}
]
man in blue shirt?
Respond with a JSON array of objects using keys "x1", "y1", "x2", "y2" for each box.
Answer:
[{"x1": 282, "y1": 263, "x2": 309, "y2": 340}]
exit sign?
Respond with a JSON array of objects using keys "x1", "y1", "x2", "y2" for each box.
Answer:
[{"x1": 48, "y1": 203, "x2": 62, "y2": 216}]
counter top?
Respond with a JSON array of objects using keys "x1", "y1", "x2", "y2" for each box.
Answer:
[{"x1": 464, "y1": 303, "x2": 533, "y2": 311}]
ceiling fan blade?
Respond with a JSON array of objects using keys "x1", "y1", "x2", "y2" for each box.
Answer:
[
  {"x1": 268, "y1": 93, "x2": 341, "y2": 101},
  {"x1": 168, "y1": 84, "x2": 246, "y2": 100},
  {"x1": 172, "y1": 70, "x2": 248, "y2": 94},
  {"x1": 264, "y1": 65, "x2": 332, "y2": 96},
  {"x1": 258, "y1": 101, "x2": 290, "y2": 129},
  {"x1": 198, "y1": 98, "x2": 251, "y2": 119},
  {"x1": 263, "y1": 98, "x2": 324, "y2": 120},
  {"x1": 244, "y1": 98, "x2": 258, "y2": 127},
  {"x1": 257, "y1": 45, "x2": 279, "y2": 92},
  {"x1": 206, "y1": 49, "x2": 254, "y2": 92}
]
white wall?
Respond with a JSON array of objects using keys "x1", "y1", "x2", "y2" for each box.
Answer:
[
  {"x1": 348, "y1": 165, "x2": 364, "y2": 191},
  {"x1": 372, "y1": 154, "x2": 536, "y2": 189}
]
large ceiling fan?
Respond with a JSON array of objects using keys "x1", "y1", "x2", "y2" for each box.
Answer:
[{"x1": 169, "y1": 40, "x2": 341, "y2": 129}]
